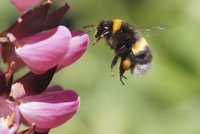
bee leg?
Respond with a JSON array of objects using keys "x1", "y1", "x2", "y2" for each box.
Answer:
[
  {"x1": 119, "y1": 68, "x2": 127, "y2": 85},
  {"x1": 119, "y1": 57, "x2": 132, "y2": 85},
  {"x1": 119, "y1": 61, "x2": 128, "y2": 85},
  {"x1": 92, "y1": 37, "x2": 101, "y2": 47},
  {"x1": 120, "y1": 77, "x2": 125, "y2": 85},
  {"x1": 110, "y1": 55, "x2": 119, "y2": 77},
  {"x1": 120, "y1": 71, "x2": 127, "y2": 79}
]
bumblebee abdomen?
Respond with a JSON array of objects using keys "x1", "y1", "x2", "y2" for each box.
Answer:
[
  {"x1": 132, "y1": 37, "x2": 148, "y2": 55},
  {"x1": 132, "y1": 47, "x2": 152, "y2": 64}
]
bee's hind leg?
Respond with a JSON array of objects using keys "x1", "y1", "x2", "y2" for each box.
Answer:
[
  {"x1": 119, "y1": 62, "x2": 128, "y2": 85},
  {"x1": 119, "y1": 58, "x2": 132, "y2": 85},
  {"x1": 119, "y1": 68, "x2": 127, "y2": 85}
]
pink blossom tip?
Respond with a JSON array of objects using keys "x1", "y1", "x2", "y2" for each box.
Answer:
[
  {"x1": 11, "y1": 0, "x2": 43, "y2": 14},
  {"x1": 57, "y1": 30, "x2": 89, "y2": 71},
  {"x1": 15, "y1": 26, "x2": 72, "y2": 74},
  {"x1": 19, "y1": 90, "x2": 80, "y2": 132}
]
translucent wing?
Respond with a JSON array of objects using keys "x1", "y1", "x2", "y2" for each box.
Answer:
[{"x1": 136, "y1": 25, "x2": 169, "y2": 34}]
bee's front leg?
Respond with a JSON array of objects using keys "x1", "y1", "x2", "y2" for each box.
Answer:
[{"x1": 110, "y1": 55, "x2": 119, "y2": 77}]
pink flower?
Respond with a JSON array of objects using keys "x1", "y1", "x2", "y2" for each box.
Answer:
[
  {"x1": 0, "y1": 66, "x2": 80, "y2": 133},
  {"x1": 13, "y1": 84, "x2": 80, "y2": 133},
  {"x1": 11, "y1": 0, "x2": 43, "y2": 14},
  {"x1": 0, "y1": 84, "x2": 80, "y2": 134},
  {"x1": 11, "y1": 0, "x2": 64, "y2": 14},
  {"x1": 15, "y1": 28, "x2": 88, "y2": 74},
  {"x1": 0, "y1": 3, "x2": 89, "y2": 74},
  {"x1": 57, "y1": 30, "x2": 89, "y2": 71},
  {"x1": 0, "y1": 1, "x2": 89, "y2": 133},
  {"x1": 0, "y1": 97, "x2": 20, "y2": 134},
  {"x1": 0, "y1": 3, "x2": 69, "y2": 73},
  {"x1": 15, "y1": 26, "x2": 71, "y2": 74}
]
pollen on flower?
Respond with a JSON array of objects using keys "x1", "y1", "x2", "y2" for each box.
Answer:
[{"x1": 5, "y1": 113, "x2": 16, "y2": 128}]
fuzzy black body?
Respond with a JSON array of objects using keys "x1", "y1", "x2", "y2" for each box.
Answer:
[{"x1": 95, "y1": 19, "x2": 152, "y2": 84}]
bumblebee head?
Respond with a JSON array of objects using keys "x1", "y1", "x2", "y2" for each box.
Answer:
[
  {"x1": 95, "y1": 21, "x2": 112, "y2": 39},
  {"x1": 83, "y1": 20, "x2": 113, "y2": 46},
  {"x1": 85, "y1": 21, "x2": 112, "y2": 47}
]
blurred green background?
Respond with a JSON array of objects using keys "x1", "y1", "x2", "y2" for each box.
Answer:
[{"x1": 1, "y1": 0, "x2": 200, "y2": 134}]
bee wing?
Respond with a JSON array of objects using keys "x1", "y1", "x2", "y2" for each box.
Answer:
[
  {"x1": 137, "y1": 25, "x2": 169, "y2": 34},
  {"x1": 131, "y1": 63, "x2": 151, "y2": 76}
]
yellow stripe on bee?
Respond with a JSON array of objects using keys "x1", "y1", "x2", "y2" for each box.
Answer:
[
  {"x1": 132, "y1": 37, "x2": 148, "y2": 54},
  {"x1": 112, "y1": 19, "x2": 122, "y2": 33}
]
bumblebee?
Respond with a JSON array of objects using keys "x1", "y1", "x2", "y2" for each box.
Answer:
[{"x1": 85, "y1": 19, "x2": 152, "y2": 85}]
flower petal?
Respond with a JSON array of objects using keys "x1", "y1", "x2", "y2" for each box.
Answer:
[
  {"x1": 43, "y1": 4, "x2": 69, "y2": 31},
  {"x1": 47, "y1": 85, "x2": 64, "y2": 92},
  {"x1": 57, "y1": 30, "x2": 89, "y2": 71},
  {"x1": 2, "y1": 2, "x2": 68, "y2": 40},
  {"x1": 14, "y1": 67, "x2": 56, "y2": 96},
  {"x1": 11, "y1": 0, "x2": 42, "y2": 13},
  {"x1": 15, "y1": 26, "x2": 71, "y2": 74},
  {"x1": 11, "y1": 83, "x2": 26, "y2": 100},
  {"x1": 11, "y1": 2, "x2": 51, "y2": 40},
  {"x1": 0, "y1": 97, "x2": 20, "y2": 134},
  {"x1": 19, "y1": 90, "x2": 80, "y2": 131},
  {"x1": 0, "y1": 118, "x2": 16, "y2": 134}
]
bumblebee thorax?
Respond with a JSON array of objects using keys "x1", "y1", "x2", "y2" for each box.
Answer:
[{"x1": 112, "y1": 19, "x2": 123, "y2": 33}]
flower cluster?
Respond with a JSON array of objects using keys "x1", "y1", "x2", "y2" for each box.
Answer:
[{"x1": 0, "y1": 1, "x2": 89, "y2": 134}]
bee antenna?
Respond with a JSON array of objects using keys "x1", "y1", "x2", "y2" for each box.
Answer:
[
  {"x1": 83, "y1": 24, "x2": 97, "y2": 29},
  {"x1": 85, "y1": 28, "x2": 96, "y2": 33},
  {"x1": 83, "y1": 24, "x2": 97, "y2": 33}
]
